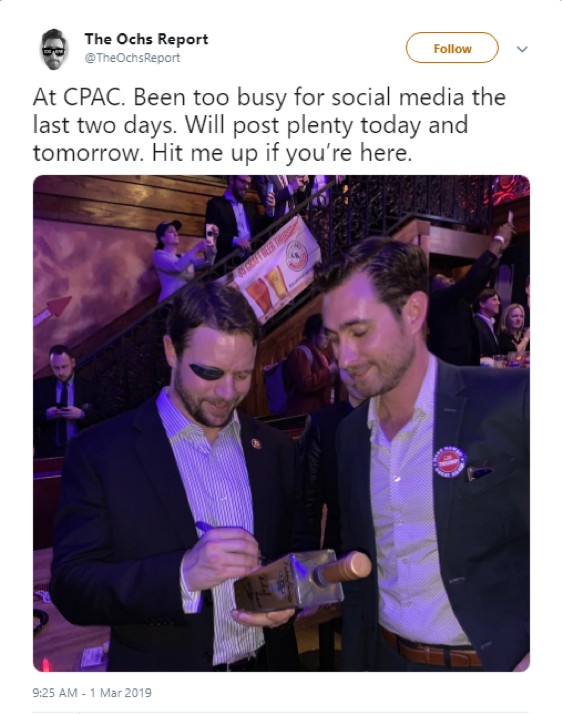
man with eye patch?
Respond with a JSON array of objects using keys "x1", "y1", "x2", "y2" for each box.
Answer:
[
  {"x1": 51, "y1": 281, "x2": 313, "y2": 672},
  {"x1": 42, "y1": 29, "x2": 66, "y2": 70}
]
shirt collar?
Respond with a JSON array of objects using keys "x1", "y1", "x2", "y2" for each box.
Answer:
[
  {"x1": 367, "y1": 354, "x2": 437, "y2": 431},
  {"x1": 58, "y1": 375, "x2": 74, "y2": 388},
  {"x1": 156, "y1": 387, "x2": 241, "y2": 441},
  {"x1": 477, "y1": 313, "x2": 495, "y2": 328},
  {"x1": 224, "y1": 189, "x2": 241, "y2": 206}
]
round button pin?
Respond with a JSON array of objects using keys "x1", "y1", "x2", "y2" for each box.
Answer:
[{"x1": 433, "y1": 446, "x2": 467, "y2": 478}]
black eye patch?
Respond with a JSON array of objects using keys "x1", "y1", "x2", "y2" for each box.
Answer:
[{"x1": 189, "y1": 364, "x2": 225, "y2": 381}]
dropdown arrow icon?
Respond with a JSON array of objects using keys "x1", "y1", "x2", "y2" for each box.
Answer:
[{"x1": 518, "y1": 46, "x2": 528, "y2": 52}]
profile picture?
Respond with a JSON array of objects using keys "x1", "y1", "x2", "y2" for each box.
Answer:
[{"x1": 42, "y1": 29, "x2": 66, "y2": 70}]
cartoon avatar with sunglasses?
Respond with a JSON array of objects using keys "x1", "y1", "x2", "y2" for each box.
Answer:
[{"x1": 42, "y1": 29, "x2": 66, "y2": 70}]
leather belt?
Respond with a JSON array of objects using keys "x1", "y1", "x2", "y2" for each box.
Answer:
[
  {"x1": 213, "y1": 646, "x2": 266, "y2": 672},
  {"x1": 380, "y1": 626, "x2": 482, "y2": 667}
]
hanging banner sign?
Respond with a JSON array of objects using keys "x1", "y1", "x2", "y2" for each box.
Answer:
[{"x1": 220, "y1": 216, "x2": 322, "y2": 324}]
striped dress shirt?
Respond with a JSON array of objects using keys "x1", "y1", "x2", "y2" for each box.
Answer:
[
  {"x1": 156, "y1": 388, "x2": 264, "y2": 665},
  {"x1": 368, "y1": 355, "x2": 470, "y2": 646}
]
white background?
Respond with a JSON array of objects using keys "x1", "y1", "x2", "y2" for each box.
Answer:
[{"x1": 0, "y1": 1, "x2": 557, "y2": 713}]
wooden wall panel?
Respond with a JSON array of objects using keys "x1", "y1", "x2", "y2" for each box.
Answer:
[
  {"x1": 34, "y1": 175, "x2": 262, "y2": 237},
  {"x1": 34, "y1": 193, "x2": 206, "y2": 236},
  {"x1": 33, "y1": 176, "x2": 246, "y2": 373},
  {"x1": 95, "y1": 175, "x2": 261, "y2": 203},
  {"x1": 429, "y1": 226, "x2": 490, "y2": 260},
  {"x1": 94, "y1": 175, "x2": 228, "y2": 195},
  {"x1": 34, "y1": 176, "x2": 214, "y2": 217}
]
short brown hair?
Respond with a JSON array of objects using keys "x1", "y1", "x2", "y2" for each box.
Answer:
[
  {"x1": 166, "y1": 281, "x2": 261, "y2": 357},
  {"x1": 49, "y1": 344, "x2": 73, "y2": 359},
  {"x1": 473, "y1": 287, "x2": 499, "y2": 314},
  {"x1": 314, "y1": 237, "x2": 428, "y2": 317}
]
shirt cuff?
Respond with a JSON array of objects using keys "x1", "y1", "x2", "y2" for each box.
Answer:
[
  {"x1": 46, "y1": 409, "x2": 52, "y2": 421},
  {"x1": 79, "y1": 410, "x2": 85, "y2": 420},
  {"x1": 266, "y1": 208, "x2": 274, "y2": 218},
  {"x1": 286, "y1": 183, "x2": 294, "y2": 196},
  {"x1": 180, "y1": 551, "x2": 202, "y2": 614},
  {"x1": 232, "y1": 236, "x2": 240, "y2": 247}
]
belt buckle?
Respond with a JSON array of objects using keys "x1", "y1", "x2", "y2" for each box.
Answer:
[
  {"x1": 419, "y1": 644, "x2": 432, "y2": 666},
  {"x1": 412, "y1": 642, "x2": 444, "y2": 666},
  {"x1": 226, "y1": 653, "x2": 256, "y2": 672}
]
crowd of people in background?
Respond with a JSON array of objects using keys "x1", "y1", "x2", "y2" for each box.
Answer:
[
  {"x1": 153, "y1": 175, "x2": 343, "y2": 301},
  {"x1": 35, "y1": 177, "x2": 529, "y2": 463},
  {"x1": 428, "y1": 218, "x2": 530, "y2": 366}
]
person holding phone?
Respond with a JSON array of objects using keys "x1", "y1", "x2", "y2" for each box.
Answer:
[
  {"x1": 33, "y1": 345, "x2": 104, "y2": 458},
  {"x1": 255, "y1": 175, "x2": 309, "y2": 221},
  {"x1": 153, "y1": 220, "x2": 217, "y2": 302},
  {"x1": 205, "y1": 176, "x2": 274, "y2": 265}
]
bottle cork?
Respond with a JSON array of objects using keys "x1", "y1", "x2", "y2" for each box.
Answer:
[{"x1": 316, "y1": 551, "x2": 372, "y2": 584}]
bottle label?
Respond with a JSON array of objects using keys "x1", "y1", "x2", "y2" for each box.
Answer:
[{"x1": 234, "y1": 557, "x2": 296, "y2": 613}]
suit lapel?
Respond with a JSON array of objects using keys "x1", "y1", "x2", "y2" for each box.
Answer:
[
  {"x1": 48, "y1": 376, "x2": 58, "y2": 402},
  {"x1": 220, "y1": 195, "x2": 238, "y2": 237},
  {"x1": 433, "y1": 361, "x2": 467, "y2": 538},
  {"x1": 238, "y1": 413, "x2": 276, "y2": 555},
  {"x1": 132, "y1": 398, "x2": 197, "y2": 548},
  {"x1": 350, "y1": 402, "x2": 376, "y2": 558},
  {"x1": 73, "y1": 376, "x2": 84, "y2": 407}
]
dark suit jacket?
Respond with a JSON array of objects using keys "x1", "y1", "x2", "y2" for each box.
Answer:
[
  {"x1": 205, "y1": 195, "x2": 272, "y2": 265},
  {"x1": 50, "y1": 397, "x2": 314, "y2": 672},
  {"x1": 33, "y1": 375, "x2": 103, "y2": 458},
  {"x1": 300, "y1": 400, "x2": 353, "y2": 552},
  {"x1": 254, "y1": 175, "x2": 308, "y2": 222},
  {"x1": 474, "y1": 314, "x2": 500, "y2": 358},
  {"x1": 428, "y1": 249, "x2": 497, "y2": 366},
  {"x1": 304, "y1": 175, "x2": 340, "y2": 201},
  {"x1": 337, "y1": 360, "x2": 529, "y2": 672}
]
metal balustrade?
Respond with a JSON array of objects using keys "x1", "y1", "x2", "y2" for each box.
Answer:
[{"x1": 75, "y1": 176, "x2": 493, "y2": 417}]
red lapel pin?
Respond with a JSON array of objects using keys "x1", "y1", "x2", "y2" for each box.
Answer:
[{"x1": 251, "y1": 439, "x2": 262, "y2": 450}]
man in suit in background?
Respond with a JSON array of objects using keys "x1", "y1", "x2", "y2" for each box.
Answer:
[
  {"x1": 254, "y1": 175, "x2": 309, "y2": 221},
  {"x1": 315, "y1": 237, "x2": 529, "y2": 672},
  {"x1": 33, "y1": 345, "x2": 103, "y2": 458},
  {"x1": 429, "y1": 222, "x2": 513, "y2": 366},
  {"x1": 205, "y1": 175, "x2": 274, "y2": 265},
  {"x1": 51, "y1": 282, "x2": 313, "y2": 672},
  {"x1": 473, "y1": 288, "x2": 502, "y2": 359}
]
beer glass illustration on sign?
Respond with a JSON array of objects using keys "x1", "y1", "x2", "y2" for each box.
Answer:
[
  {"x1": 264, "y1": 266, "x2": 289, "y2": 301},
  {"x1": 246, "y1": 278, "x2": 273, "y2": 316}
]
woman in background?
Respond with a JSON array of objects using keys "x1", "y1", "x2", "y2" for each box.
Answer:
[
  {"x1": 499, "y1": 303, "x2": 530, "y2": 355},
  {"x1": 285, "y1": 313, "x2": 338, "y2": 417},
  {"x1": 153, "y1": 220, "x2": 217, "y2": 302}
]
